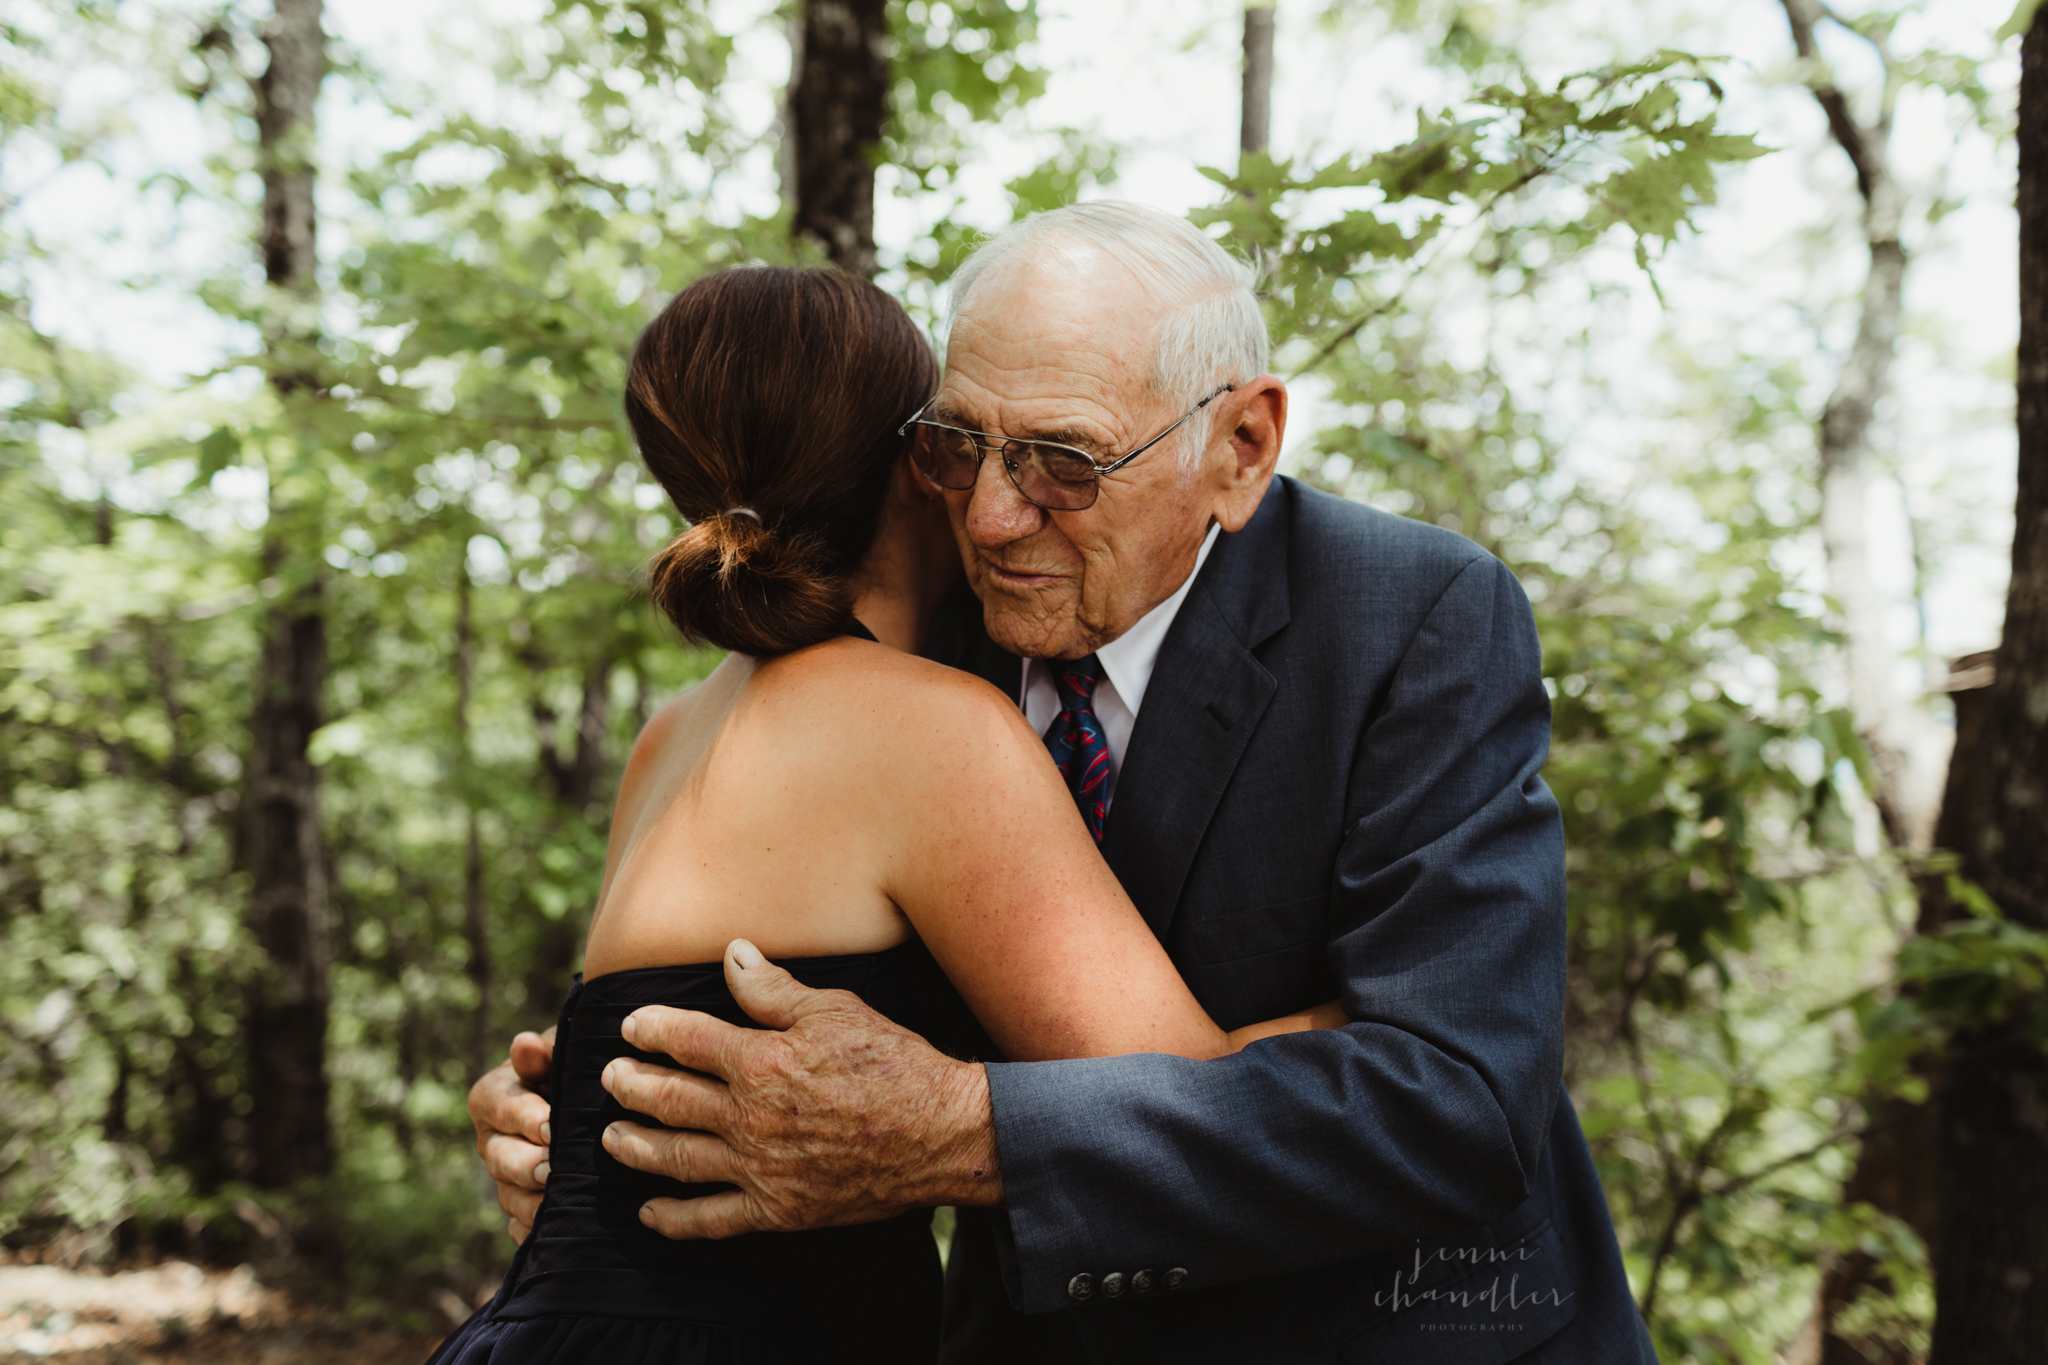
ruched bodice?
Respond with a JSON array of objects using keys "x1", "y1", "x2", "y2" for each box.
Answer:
[{"x1": 429, "y1": 939, "x2": 991, "y2": 1364}]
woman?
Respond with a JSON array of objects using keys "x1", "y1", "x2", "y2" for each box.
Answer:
[{"x1": 430, "y1": 265, "x2": 1340, "y2": 1364}]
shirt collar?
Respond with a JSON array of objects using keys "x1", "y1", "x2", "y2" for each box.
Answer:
[{"x1": 1093, "y1": 523, "x2": 1220, "y2": 719}]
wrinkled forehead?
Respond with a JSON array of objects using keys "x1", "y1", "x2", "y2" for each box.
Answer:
[{"x1": 939, "y1": 248, "x2": 1168, "y2": 435}]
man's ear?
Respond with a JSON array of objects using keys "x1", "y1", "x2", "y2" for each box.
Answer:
[
  {"x1": 899, "y1": 445, "x2": 945, "y2": 503},
  {"x1": 1210, "y1": 377, "x2": 1287, "y2": 533}
]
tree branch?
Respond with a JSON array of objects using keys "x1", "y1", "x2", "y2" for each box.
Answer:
[
  {"x1": 1287, "y1": 152, "x2": 1562, "y2": 381},
  {"x1": 1779, "y1": 0, "x2": 1879, "y2": 206}
]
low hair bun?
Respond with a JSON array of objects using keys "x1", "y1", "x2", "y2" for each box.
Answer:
[
  {"x1": 647, "y1": 512, "x2": 853, "y2": 657},
  {"x1": 624, "y1": 265, "x2": 940, "y2": 658}
]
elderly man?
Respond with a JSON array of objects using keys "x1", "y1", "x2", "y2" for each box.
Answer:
[{"x1": 470, "y1": 201, "x2": 1655, "y2": 1363}]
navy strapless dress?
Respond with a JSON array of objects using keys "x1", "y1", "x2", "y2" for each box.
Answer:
[{"x1": 429, "y1": 939, "x2": 991, "y2": 1364}]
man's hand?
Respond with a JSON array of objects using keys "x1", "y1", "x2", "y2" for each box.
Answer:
[
  {"x1": 468, "y1": 1026, "x2": 556, "y2": 1245},
  {"x1": 600, "y1": 939, "x2": 1003, "y2": 1241}
]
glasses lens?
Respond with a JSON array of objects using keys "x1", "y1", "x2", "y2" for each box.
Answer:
[
  {"x1": 915, "y1": 425, "x2": 982, "y2": 489},
  {"x1": 1010, "y1": 442, "x2": 1100, "y2": 511}
]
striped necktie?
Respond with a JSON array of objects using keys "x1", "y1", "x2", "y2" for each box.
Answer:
[{"x1": 1043, "y1": 655, "x2": 1111, "y2": 843}]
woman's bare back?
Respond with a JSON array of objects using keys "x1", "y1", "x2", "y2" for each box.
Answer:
[{"x1": 581, "y1": 639, "x2": 921, "y2": 978}]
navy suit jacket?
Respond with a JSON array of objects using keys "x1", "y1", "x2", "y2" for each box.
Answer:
[{"x1": 927, "y1": 477, "x2": 1656, "y2": 1364}]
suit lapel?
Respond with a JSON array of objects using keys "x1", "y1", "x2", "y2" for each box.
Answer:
[
  {"x1": 1100, "y1": 482, "x2": 1294, "y2": 941},
  {"x1": 924, "y1": 482, "x2": 1298, "y2": 941}
]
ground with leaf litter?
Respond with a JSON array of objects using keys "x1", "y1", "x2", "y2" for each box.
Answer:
[{"x1": 0, "y1": 1257, "x2": 451, "y2": 1364}]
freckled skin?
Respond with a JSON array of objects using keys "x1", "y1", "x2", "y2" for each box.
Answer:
[{"x1": 938, "y1": 247, "x2": 1290, "y2": 661}]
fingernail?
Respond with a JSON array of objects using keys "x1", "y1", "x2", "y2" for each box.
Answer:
[
  {"x1": 534, "y1": 1161, "x2": 551, "y2": 1184},
  {"x1": 730, "y1": 939, "x2": 763, "y2": 970},
  {"x1": 540, "y1": 1122, "x2": 551, "y2": 1146},
  {"x1": 639, "y1": 1203, "x2": 655, "y2": 1227},
  {"x1": 602, "y1": 1059, "x2": 618, "y2": 1090},
  {"x1": 621, "y1": 1012, "x2": 640, "y2": 1045},
  {"x1": 603, "y1": 1124, "x2": 619, "y2": 1150}
]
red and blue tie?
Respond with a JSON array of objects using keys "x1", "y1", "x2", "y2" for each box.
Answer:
[{"x1": 1044, "y1": 655, "x2": 1111, "y2": 843}]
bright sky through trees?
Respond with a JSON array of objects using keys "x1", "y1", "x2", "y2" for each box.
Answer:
[{"x1": 15, "y1": 0, "x2": 2019, "y2": 676}]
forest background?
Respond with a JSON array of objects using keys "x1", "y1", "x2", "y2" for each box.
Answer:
[{"x1": 2, "y1": 1, "x2": 2042, "y2": 1362}]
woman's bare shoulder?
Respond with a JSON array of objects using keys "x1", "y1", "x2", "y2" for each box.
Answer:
[
  {"x1": 751, "y1": 636, "x2": 1013, "y2": 710},
  {"x1": 747, "y1": 638, "x2": 1045, "y2": 779},
  {"x1": 618, "y1": 654, "x2": 755, "y2": 792}
]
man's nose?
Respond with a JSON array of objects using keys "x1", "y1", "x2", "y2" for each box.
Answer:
[{"x1": 963, "y1": 451, "x2": 1047, "y2": 546}]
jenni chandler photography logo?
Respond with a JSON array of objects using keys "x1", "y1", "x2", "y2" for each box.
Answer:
[{"x1": 1374, "y1": 1239, "x2": 1575, "y2": 1328}]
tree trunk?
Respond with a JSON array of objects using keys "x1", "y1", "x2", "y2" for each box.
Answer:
[
  {"x1": 1780, "y1": 0, "x2": 1946, "y2": 850},
  {"x1": 524, "y1": 658, "x2": 615, "y2": 1002},
  {"x1": 103, "y1": 1045, "x2": 131, "y2": 1142},
  {"x1": 1775, "y1": 6, "x2": 1954, "y2": 1356},
  {"x1": 456, "y1": 568, "x2": 490, "y2": 1081},
  {"x1": 1241, "y1": 2, "x2": 1275, "y2": 162},
  {"x1": 245, "y1": 592, "x2": 331, "y2": 1187},
  {"x1": 532, "y1": 660, "x2": 614, "y2": 816},
  {"x1": 1926, "y1": 9, "x2": 2048, "y2": 1358},
  {"x1": 170, "y1": 950, "x2": 238, "y2": 1193},
  {"x1": 789, "y1": 0, "x2": 887, "y2": 276},
  {"x1": 242, "y1": 0, "x2": 331, "y2": 1190},
  {"x1": 1798, "y1": 662, "x2": 1990, "y2": 1365}
]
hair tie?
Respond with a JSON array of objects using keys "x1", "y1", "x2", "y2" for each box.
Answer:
[{"x1": 723, "y1": 507, "x2": 762, "y2": 524}]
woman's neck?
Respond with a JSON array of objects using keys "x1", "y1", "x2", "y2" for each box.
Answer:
[{"x1": 851, "y1": 489, "x2": 961, "y2": 655}]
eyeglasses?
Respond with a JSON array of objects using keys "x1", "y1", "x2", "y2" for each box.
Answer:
[{"x1": 897, "y1": 384, "x2": 1236, "y2": 512}]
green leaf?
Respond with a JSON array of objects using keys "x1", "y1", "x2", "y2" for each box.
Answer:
[{"x1": 195, "y1": 426, "x2": 240, "y2": 481}]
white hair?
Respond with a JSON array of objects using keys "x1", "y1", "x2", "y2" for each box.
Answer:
[{"x1": 945, "y1": 201, "x2": 1269, "y2": 468}]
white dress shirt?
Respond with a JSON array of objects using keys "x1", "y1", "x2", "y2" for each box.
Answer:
[{"x1": 1022, "y1": 524, "x2": 1220, "y2": 813}]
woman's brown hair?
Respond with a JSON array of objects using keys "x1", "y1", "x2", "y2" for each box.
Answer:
[{"x1": 625, "y1": 266, "x2": 939, "y2": 657}]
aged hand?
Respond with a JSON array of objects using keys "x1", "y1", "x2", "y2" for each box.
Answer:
[
  {"x1": 468, "y1": 1026, "x2": 556, "y2": 1245},
  {"x1": 599, "y1": 939, "x2": 1003, "y2": 1240}
]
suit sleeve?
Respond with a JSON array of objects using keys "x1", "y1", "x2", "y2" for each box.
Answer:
[{"x1": 982, "y1": 555, "x2": 1567, "y2": 1312}]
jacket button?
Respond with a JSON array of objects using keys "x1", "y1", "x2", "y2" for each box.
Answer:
[
  {"x1": 1100, "y1": 1271, "x2": 1126, "y2": 1298},
  {"x1": 1164, "y1": 1267, "x2": 1189, "y2": 1291},
  {"x1": 1067, "y1": 1273, "x2": 1095, "y2": 1302},
  {"x1": 1131, "y1": 1268, "x2": 1157, "y2": 1295}
]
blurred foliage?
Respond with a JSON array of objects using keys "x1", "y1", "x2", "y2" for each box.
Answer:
[
  {"x1": 1850, "y1": 863, "x2": 2048, "y2": 1104},
  {"x1": 0, "y1": 0, "x2": 1997, "y2": 1359}
]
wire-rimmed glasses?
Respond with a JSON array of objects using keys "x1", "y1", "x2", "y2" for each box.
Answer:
[{"x1": 897, "y1": 384, "x2": 1236, "y2": 512}]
